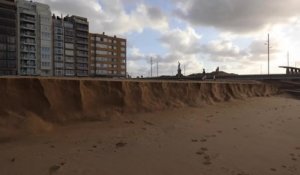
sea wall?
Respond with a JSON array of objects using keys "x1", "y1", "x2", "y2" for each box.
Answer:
[{"x1": 0, "y1": 78, "x2": 279, "y2": 126}]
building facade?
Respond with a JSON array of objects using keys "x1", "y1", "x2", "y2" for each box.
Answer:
[
  {"x1": 52, "y1": 15, "x2": 64, "y2": 76},
  {"x1": 64, "y1": 16, "x2": 89, "y2": 77},
  {"x1": 89, "y1": 33, "x2": 126, "y2": 77},
  {"x1": 63, "y1": 19, "x2": 76, "y2": 76},
  {"x1": 17, "y1": 0, "x2": 38, "y2": 75},
  {"x1": 0, "y1": 0, "x2": 18, "y2": 76},
  {"x1": 36, "y1": 2, "x2": 52, "y2": 76},
  {"x1": 17, "y1": 0, "x2": 52, "y2": 76}
]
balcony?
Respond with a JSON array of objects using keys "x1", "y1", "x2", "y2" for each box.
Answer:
[
  {"x1": 76, "y1": 33, "x2": 88, "y2": 39},
  {"x1": 76, "y1": 65, "x2": 88, "y2": 70},
  {"x1": 65, "y1": 64, "x2": 75, "y2": 69},
  {"x1": 21, "y1": 40, "x2": 35, "y2": 45},
  {"x1": 77, "y1": 46, "x2": 88, "y2": 51},
  {"x1": 74, "y1": 18, "x2": 88, "y2": 25},
  {"x1": 21, "y1": 48, "x2": 36, "y2": 53},
  {"x1": 76, "y1": 39, "x2": 88, "y2": 44},
  {"x1": 21, "y1": 56, "x2": 35, "y2": 60},
  {"x1": 76, "y1": 26, "x2": 88, "y2": 32},
  {"x1": 76, "y1": 53, "x2": 88, "y2": 57},
  {"x1": 77, "y1": 58, "x2": 88, "y2": 63},
  {"x1": 21, "y1": 63, "x2": 36, "y2": 68},
  {"x1": 21, "y1": 32, "x2": 35, "y2": 38},
  {"x1": 65, "y1": 57, "x2": 75, "y2": 63},
  {"x1": 20, "y1": 24, "x2": 35, "y2": 30},
  {"x1": 20, "y1": 16, "x2": 35, "y2": 23}
]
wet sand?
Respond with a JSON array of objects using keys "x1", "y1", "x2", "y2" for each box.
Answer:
[{"x1": 1, "y1": 96, "x2": 300, "y2": 175}]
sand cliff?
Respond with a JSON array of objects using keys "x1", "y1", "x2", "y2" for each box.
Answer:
[{"x1": 0, "y1": 78, "x2": 278, "y2": 129}]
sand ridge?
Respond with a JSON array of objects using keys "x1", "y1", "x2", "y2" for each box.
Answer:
[{"x1": 0, "y1": 78, "x2": 278, "y2": 128}]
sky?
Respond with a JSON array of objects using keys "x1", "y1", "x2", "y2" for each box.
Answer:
[{"x1": 37, "y1": 0, "x2": 300, "y2": 77}]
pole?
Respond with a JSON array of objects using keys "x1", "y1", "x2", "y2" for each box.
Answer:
[
  {"x1": 156, "y1": 59, "x2": 158, "y2": 77},
  {"x1": 184, "y1": 65, "x2": 186, "y2": 76},
  {"x1": 268, "y1": 34, "x2": 270, "y2": 75},
  {"x1": 150, "y1": 57, "x2": 153, "y2": 77},
  {"x1": 287, "y1": 51, "x2": 289, "y2": 67}
]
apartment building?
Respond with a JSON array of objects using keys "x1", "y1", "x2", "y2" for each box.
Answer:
[
  {"x1": 89, "y1": 33, "x2": 126, "y2": 77},
  {"x1": 17, "y1": 0, "x2": 37, "y2": 75},
  {"x1": 36, "y1": 2, "x2": 52, "y2": 76},
  {"x1": 17, "y1": 0, "x2": 52, "y2": 76},
  {"x1": 0, "y1": 0, "x2": 18, "y2": 75},
  {"x1": 52, "y1": 15, "x2": 64, "y2": 76},
  {"x1": 63, "y1": 18, "x2": 76, "y2": 76},
  {"x1": 64, "y1": 15, "x2": 89, "y2": 77}
]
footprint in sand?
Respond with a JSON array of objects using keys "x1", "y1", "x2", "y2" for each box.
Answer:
[
  {"x1": 10, "y1": 158, "x2": 15, "y2": 163},
  {"x1": 191, "y1": 139, "x2": 198, "y2": 142},
  {"x1": 143, "y1": 121, "x2": 154, "y2": 126},
  {"x1": 49, "y1": 165, "x2": 60, "y2": 175},
  {"x1": 281, "y1": 165, "x2": 287, "y2": 169},
  {"x1": 124, "y1": 120, "x2": 135, "y2": 124},
  {"x1": 217, "y1": 130, "x2": 223, "y2": 134},
  {"x1": 116, "y1": 141, "x2": 127, "y2": 148},
  {"x1": 201, "y1": 147, "x2": 208, "y2": 152},
  {"x1": 270, "y1": 168, "x2": 277, "y2": 172},
  {"x1": 196, "y1": 151, "x2": 204, "y2": 155},
  {"x1": 200, "y1": 139, "x2": 207, "y2": 142}
]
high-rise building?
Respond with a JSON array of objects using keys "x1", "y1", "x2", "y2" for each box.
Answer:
[
  {"x1": 17, "y1": 0, "x2": 52, "y2": 76},
  {"x1": 89, "y1": 33, "x2": 126, "y2": 77},
  {"x1": 64, "y1": 15, "x2": 89, "y2": 77},
  {"x1": 63, "y1": 19, "x2": 76, "y2": 76},
  {"x1": 36, "y1": 2, "x2": 52, "y2": 76},
  {"x1": 0, "y1": 0, "x2": 18, "y2": 76},
  {"x1": 52, "y1": 15, "x2": 64, "y2": 76}
]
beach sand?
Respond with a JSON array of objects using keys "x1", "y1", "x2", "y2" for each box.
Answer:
[{"x1": 0, "y1": 95, "x2": 300, "y2": 175}]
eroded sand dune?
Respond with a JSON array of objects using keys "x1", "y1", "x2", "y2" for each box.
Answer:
[{"x1": 0, "y1": 78, "x2": 278, "y2": 129}]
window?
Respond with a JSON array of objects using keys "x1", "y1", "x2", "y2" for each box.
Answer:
[
  {"x1": 121, "y1": 53, "x2": 126, "y2": 57},
  {"x1": 65, "y1": 50, "x2": 74, "y2": 56},
  {"x1": 96, "y1": 50, "x2": 107, "y2": 55},
  {"x1": 121, "y1": 41, "x2": 126, "y2": 46},
  {"x1": 65, "y1": 43, "x2": 74, "y2": 49},
  {"x1": 96, "y1": 43, "x2": 107, "y2": 48}
]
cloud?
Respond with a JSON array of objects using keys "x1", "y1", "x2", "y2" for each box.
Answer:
[
  {"x1": 159, "y1": 27, "x2": 202, "y2": 55},
  {"x1": 38, "y1": 0, "x2": 169, "y2": 35},
  {"x1": 172, "y1": 0, "x2": 300, "y2": 33}
]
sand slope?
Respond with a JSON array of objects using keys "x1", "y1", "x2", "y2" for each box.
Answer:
[{"x1": 0, "y1": 78, "x2": 278, "y2": 125}]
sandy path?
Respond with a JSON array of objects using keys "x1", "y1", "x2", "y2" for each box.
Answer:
[{"x1": 1, "y1": 96, "x2": 300, "y2": 175}]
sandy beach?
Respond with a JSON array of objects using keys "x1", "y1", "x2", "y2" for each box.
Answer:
[{"x1": 1, "y1": 95, "x2": 300, "y2": 175}]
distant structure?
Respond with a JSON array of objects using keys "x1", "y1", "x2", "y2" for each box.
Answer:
[
  {"x1": 176, "y1": 61, "x2": 183, "y2": 78},
  {"x1": 279, "y1": 66, "x2": 300, "y2": 75}
]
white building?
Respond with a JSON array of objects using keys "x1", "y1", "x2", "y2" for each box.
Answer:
[
  {"x1": 17, "y1": 0, "x2": 52, "y2": 76},
  {"x1": 36, "y1": 3, "x2": 52, "y2": 76}
]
